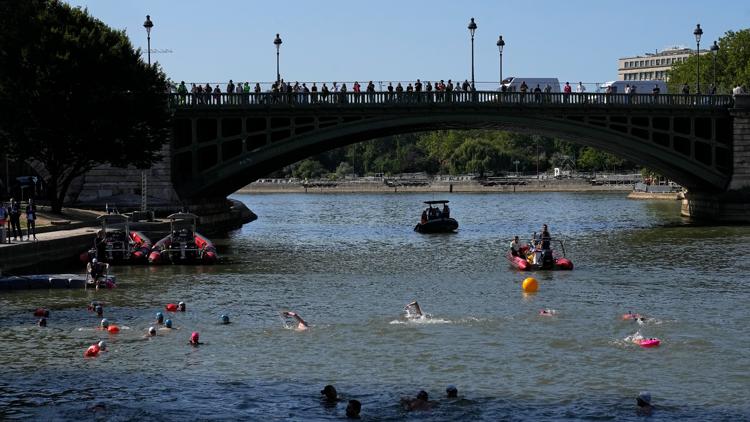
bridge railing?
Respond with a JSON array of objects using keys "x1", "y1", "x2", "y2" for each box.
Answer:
[{"x1": 169, "y1": 91, "x2": 734, "y2": 109}]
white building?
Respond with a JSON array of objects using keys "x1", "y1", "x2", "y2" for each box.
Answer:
[{"x1": 618, "y1": 47, "x2": 707, "y2": 82}]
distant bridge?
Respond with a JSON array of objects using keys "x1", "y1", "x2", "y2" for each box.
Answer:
[{"x1": 167, "y1": 91, "x2": 741, "y2": 203}]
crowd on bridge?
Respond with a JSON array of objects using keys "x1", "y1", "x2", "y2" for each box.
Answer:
[{"x1": 170, "y1": 79, "x2": 741, "y2": 108}]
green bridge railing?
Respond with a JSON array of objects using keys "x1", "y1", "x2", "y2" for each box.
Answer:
[{"x1": 169, "y1": 91, "x2": 734, "y2": 109}]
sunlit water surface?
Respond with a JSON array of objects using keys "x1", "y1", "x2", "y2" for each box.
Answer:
[{"x1": 1, "y1": 192, "x2": 749, "y2": 420}]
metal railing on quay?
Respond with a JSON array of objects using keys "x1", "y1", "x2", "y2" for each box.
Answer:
[{"x1": 168, "y1": 92, "x2": 734, "y2": 109}]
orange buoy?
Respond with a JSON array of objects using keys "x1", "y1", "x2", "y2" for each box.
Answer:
[
  {"x1": 165, "y1": 303, "x2": 178, "y2": 312},
  {"x1": 84, "y1": 344, "x2": 100, "y2": 357},
  {"x1": 107, "y1": 325, "x2": 120, "y2": 334},
  {"x1": 522, "y1": 277, "x2": 539, "y2": 293}
]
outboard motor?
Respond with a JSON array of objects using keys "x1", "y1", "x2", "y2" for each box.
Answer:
[{"x1": 541, "y1": 249, "x2": 554, "y2": 270}]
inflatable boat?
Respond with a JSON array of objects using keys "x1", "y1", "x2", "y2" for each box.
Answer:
[
  {"x1": 79, "y1": 214, "x2": 151, "y2": 264},
  {"x1": 506, "y1": 239, "x2": 573, "y2": 271},
  {"x1": 148, "y1": 213, "x2": 218, "y2": 264},
  {"x1": 414, "y1": 200, "x2": 458, "y2": 233}
]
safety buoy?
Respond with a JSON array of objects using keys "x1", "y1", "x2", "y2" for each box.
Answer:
[
  {"x1": 165, "y1": 303, "x2": 178, "y2": 312},
  {"x1": 107, "y1": 325, "x2": 120, "y2": 334},
  {"x1": 636, "y1": 338, "x2": 660, "y2": 348},
  {"x1": 84, "y1": 344, "x2": 100, "y2": 357}
]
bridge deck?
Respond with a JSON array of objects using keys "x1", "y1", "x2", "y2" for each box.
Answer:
[{"x1": 170, "y1": 91, "x2": 734, "y2": 109}]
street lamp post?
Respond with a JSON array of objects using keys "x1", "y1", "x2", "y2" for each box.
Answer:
[
  {"x1": 143, "y1": 15, "x2": 153, "y2": 66},
  {"x1": 496, "y1": 35, "x2": 505, "y2": 88},
  {"x1": 710, "y1": 40, "x2": 719, "y2": 92},
  {"x1": 513, "y1": 160, "x2": 519, "y2": 176},
  {"x1": 468, "y1": 18, "x2": 477, "y2": 90},
  {"x1": 274, "y1": 33, "x2": 283, "y2": 85},
  {"x1": 693, "y1": 24, "x2": 703, "y2": 94}
]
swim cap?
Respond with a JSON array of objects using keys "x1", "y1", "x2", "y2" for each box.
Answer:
[
  {"x1": 100, "y1": 318, "x2": 109, "y2": 328},
  {"x1": 178, "y1": 301, "x2": 186, "y2": 311},
  {"x1": 92, "y1": 258, "x2": 97, "y2": 264},
  {"x1": 446, "y1": 385, "x2": 457, "y2": 393},
  {"x1": 417, "y1": 390, "x2": 428, "y2": 401},
  {"x1": 98, "y1": 340, "x2": 107, "y2": 351},
  {"x1": 148, "y1": 326, "x2": 156, "y2": 335},
  {"x1": 221, "y1": 314, "x2": 229, "y2": 324},
  {"x1": 638, "y1": 391, "x2": 651, "y2": 405},
  {"x1": 190, "y1": 332, "x2": 199, "y2": 343},
  {"x1": 165, "y1": 319, "x2": 173, "y2": 328},
  {"x1": 156, "y1": 312, "x2": 164, "y2": 322},
  {"x1": 95, "y1": 305, "x2": 103, "y2": 314}
]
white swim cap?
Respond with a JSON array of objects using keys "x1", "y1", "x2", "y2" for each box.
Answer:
[
  {"x1": 148, "y1": 326, "x2": 156, "y2": 335},
  {"x1": 92, "y1": 258, "x2": 98, "y2": 264},
  {"x1": 98, "y1": 340, "x2": 107, "y2": 350},
  {"x1": 100, "y1": 318, "x2": 109, "y2": 327}
]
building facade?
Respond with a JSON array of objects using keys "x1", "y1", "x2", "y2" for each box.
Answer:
[{"x1": 618, "y1": 47, "x2": 706, "y2": 82}]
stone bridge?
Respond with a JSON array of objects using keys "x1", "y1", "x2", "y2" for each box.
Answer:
[{"x1": 167, "y1": 91, "x2": 749, "y2": 221}]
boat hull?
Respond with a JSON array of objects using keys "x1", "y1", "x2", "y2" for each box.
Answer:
[
  {"x1": 506, "y1": 251, "x2": 574, "y2": 271},
  {"x1": 414, "y1": 218, "x2": 459, "y2": 233},
  {"x1": 148, "y1": 232, "x2": 218, "y2": 264}
]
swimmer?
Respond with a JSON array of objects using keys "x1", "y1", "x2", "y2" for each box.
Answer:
[
  {"x1": 283, "y1": 311, "x2": 309, "y2": 331},
  {"x1": 539, "y1": 309, "x2": 557, "y2": 316},
  {"x1": 400, "y1": 390, "x2": 432, "y2": 411},
  {"x1": 189, "y1": 331, "x2": 202, "y2": 346},
  {"x1": 98, "y1": 340, "x2": 107, "y2": 352},
  {"x1": 178, "y1": 301, "x2": 186, "y2": 312},
  {"x1": 95, "y1": 305, "x2": 103, "y2": 317},
  {"x1": 147, "y1": 326, "x2": 157, "y2": 337},
  {"x1": 622, "y1": 311, "x2": 643, "y2": 320},
  {"x1": 38, "y1": 318, "x2": 47, "y2": 327},
  {"x1": 636, "y1": 317, "x2": 646, "y2": 325},
  {"x1": 164, "y1": 319, "x2": 173, "y2": 329},
  {"x1": 155, "y1": 312, "x2": 164, "y2": 325},
  {"x1": 320, "y1": 385, "x2": 339, "y2": 404},
  {"x1": 99, "y1": 318, "x2": 109, "y2": 329},
  {"x1": 87, "y1": 301, "x2": 99, "y2": 311},
  {"x1": 346, "y1": 399, "x2": 361, "y2": 419},
  {"x1": 636, "y1": 391, "x2": 653, "y2": 415},
  {"x1": 221, "y1": 314, "x2": 230, "y2": 324},
  {"x1": 446, "y1": 385, "x2": 458, "y2": 398},
  {"x1": 404, "y1": 301, "x2": 424, "y2": 318},
  {"x1": 33, "y1": 308, "x2": 50, "y2": 318}
]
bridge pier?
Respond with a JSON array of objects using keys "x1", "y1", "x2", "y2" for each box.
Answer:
[{"x1": 682, "y1": 95, "x2": 750, "y2": 223}]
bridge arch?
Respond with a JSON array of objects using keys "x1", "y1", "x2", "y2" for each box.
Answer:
[{"x1": 172, "y1": 106, "x2": 731, "y2": 199}]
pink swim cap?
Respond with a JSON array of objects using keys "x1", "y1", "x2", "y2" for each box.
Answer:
[{"x1": 190, "y1": 332, "x2": 199, "y2": 343}]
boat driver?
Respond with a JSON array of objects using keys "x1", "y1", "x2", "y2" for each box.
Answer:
[
  {"x1": 442, "y1": 203, "x2": 450, "y2": 218},
  {"x1": 540, "y1": 224, "x2": 551, "y2": 250}
]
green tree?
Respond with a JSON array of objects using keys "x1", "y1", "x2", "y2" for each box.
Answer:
[
  {"x1": 449, "y1": 138, "x2": 502, "y2": 176},
  {"x1": 335, "y1": 162, "x2": 354, "y2": 178},
  {"x1": 668, "y1": 29, "x2": 750, "y2": 94},
  {"x1": 0, "y1": 0, "x2": 171, "y2": 212},
  {"x1": 293, "y1": 159, "x2": 326, "y2": 179}
]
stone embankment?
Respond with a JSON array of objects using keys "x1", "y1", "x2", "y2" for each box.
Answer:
[{"x1": 239, "y1": 179, "x2": 634, "y2": 194}]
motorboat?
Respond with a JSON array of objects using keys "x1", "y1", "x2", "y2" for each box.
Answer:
[
  {"x1": 506, "y1": 238, "x2": 573, "y2": 271},
  {"x1": 79, "y1": 214, "x2": 152, "y2": 264},
  {"x1": 414, "y1": 200, "x2": 458, "y2": 233},
  {"x1": 148, "y1": 213, "x2": 218, "y2": 264}
]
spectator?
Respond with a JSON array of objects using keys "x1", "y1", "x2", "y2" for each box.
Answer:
[
  {"x1": 26, "y1": 198, "x2": 37, "y2": 241},
  {"x1": 9, "y1": 198, "x2": 22, "y2": 241},
  {"x1": 563, "y1": 82, "x2": 572, "y2": 103},
  {"x1": 0, "y1": 201, "x2": 7, "y2": 243},
  {"x1": 366, "y1": 81, "x2": 375, "y2": 103},
  {"x1": 213, "y1": 85, "x2": 221, "y2": 105},
  {"x1": 534, "y1": 84, "x2": 542, "y2": 103},
  {"x1": 311, "y1": 82, "x2": 318, "y2": 103}
]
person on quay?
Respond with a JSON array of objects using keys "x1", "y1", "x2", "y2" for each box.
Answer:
[
  {"x1": 86, "y1": 258, "x2": 109, "y2": 285},
  {"x1": 26, "y1": 198, "x2": 37, "y2": 241},
  {"x1": 9, "y1": 198, "x2": 22, "y2": 241}
]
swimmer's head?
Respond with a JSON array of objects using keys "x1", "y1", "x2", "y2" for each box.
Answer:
[
  {"x1": 156, "y1": 312, "x2": 164, "y2": 323},
  {"x1": 91, "y1": 258, "x2": 97, "y2": 264},
  {"x1": 38, "y1": 318, "x2": 47, "y2": 327},
  {"x1": 98, "y1": 341, "x2": 107, "y2": 351},
  {"x1": 148, "y1": 326, "x2": 156, "y2": 336},
  {"x1": 95, "y1": 305, "x2": 103, "y2": 316},
  {"x1": 321, "y1": 385, "x2": 337, "y2": 401},
  {"x1": 446, "y1": 385, "x2": 458, "y2": 398},
  {"x1": 190, "y1": 332, "x2": 199, "y2": 343},
  {"x1": 637, "y1": 391, "x2": 651, "y2": 407},
  {"x1": 346, "y1": 399, "x2": 361, "y2": 418},
  {"x1": 221, "y1": 314, "x2": 230, "y2": 324},
  {"x1": 417, "y1": 390, "x2": 428, "y2": 401},
  {"x1": 165, "y1": 319, "x2": 173, "y2": 328},
  {"x1": 178, "y1": 302, "x2": 186, "y2": 312},
  {"x1": 100, "y1": 318, "x2": 109, "y2": 328}
]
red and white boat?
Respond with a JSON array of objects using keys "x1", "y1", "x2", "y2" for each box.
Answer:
[
  {"x1": 80, "y1": 214, "x2": 152, "y2": 264},
  {"x1": 506, "y1": 239, "x2": 573, "y2": 271},
  {"x1": 148, "y1": 213, "x2": 218, "y2": 264}
]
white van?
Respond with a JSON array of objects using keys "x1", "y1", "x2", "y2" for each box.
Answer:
[
  {"x1": 601, "y1": 80, "x2": 668, "y2": 94},
  {"x1": 502, "y1": 77, "x2": 560, "y2": 93}
]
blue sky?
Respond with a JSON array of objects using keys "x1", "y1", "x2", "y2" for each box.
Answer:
[{"x1": 65, "y1": 0, "x2": 749, "y2": 88}]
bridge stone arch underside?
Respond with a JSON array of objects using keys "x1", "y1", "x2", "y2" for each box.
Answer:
[{"x1": 171, "y1": 106, "x2": 733, "y2": 199}]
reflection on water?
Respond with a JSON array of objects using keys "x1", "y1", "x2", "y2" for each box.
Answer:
[{"x1": 1, "y1": 192, "x2": 749, "y2": 420}]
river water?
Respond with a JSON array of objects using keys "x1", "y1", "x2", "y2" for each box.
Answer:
[{"x1": 1, "y1": 192, "x2": 749, "y2": 421}]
